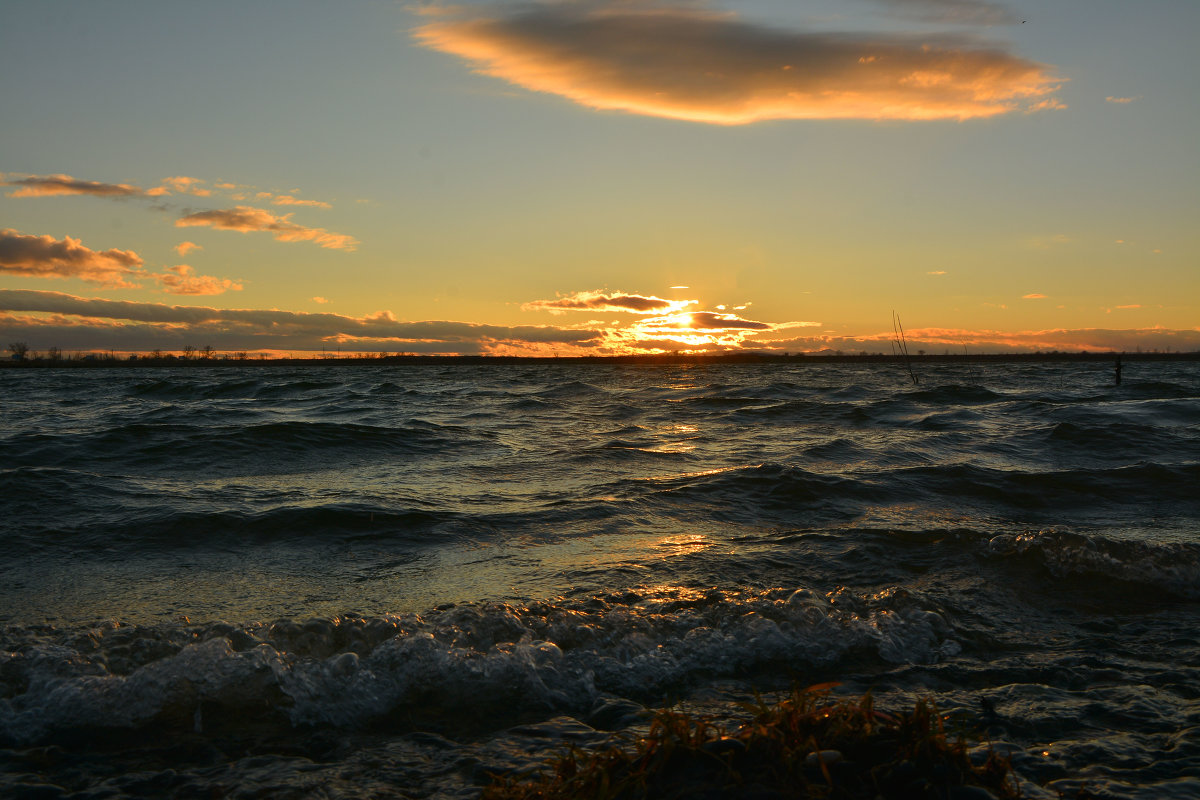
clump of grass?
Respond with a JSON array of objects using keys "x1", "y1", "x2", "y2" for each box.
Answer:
[{"x1": 483, "y1": 684, "x2": 1017, "y2": 799}]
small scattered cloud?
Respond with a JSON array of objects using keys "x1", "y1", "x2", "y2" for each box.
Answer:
[
  {"x1": 156, "y1": 176, "x2": 211, "y2": 197},
  {"x1": 1105, "y1": 95, "x2": 1139, "y2": 104},
  {"x1": 927, "y1": 270, "x2": 947, "y2": 275},
  {"x1": 1115, "y1": 304, "x2": 1141, "y2": 310},
  {"x1": 154, "y1": 265, "x2": 243, "y2": 296},
  {"x1": 415, "y1": 3, "x2": 1064, "y2": 124},
  {"x1": 670, "y1": 285, "x2": 690, "y2": 289},
  {"x1": 3, "y1": 173, "x2": 142, "y2": 199},
  {"x1": 1026, "y1": 233, "x2": 1072, "y2": 249},
  {"x1": 0, "y1": 229, "x2": 143, "y2": 288},
  {"x1": 175, "y1": 206, "x2": 359, "y2": 251},
  {"x1": 1026, "y1": 97, "x2": 1067, "y2": 112},
  {"x1": 523, "y1": 289, "x2": 696, "y2": 315},
  {"x1": 272, "y1": 195, "x2": 332, "y2": 209},
  {"x1": 312, "y1": 296, "x2": 330, "y2": 304},
  {"x1": 1022, "y1": 293, "x2": 1047, "y2": 299},
  {"x1": 174, "y1": 241, "x2": 203, "y2": 257}
]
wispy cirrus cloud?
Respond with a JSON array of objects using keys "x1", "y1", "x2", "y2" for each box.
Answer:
[
  {"x1": 863, "y1": 0, "x2": 1016, "y2": 25},
  {"x1": 175, "y1": 206, "x2": 359, "y2": 251},
  {"x1": 154, "y1": 265, "x2": 243, "y2": 296},
  {"x1": 2, "y1": 173, "x2": 143, "y2": 199},
  {"x1": 1105, "y1": 95, "x2": 1139, "y2": 104},
  {"x1": 415, "y1": 2, "x2": 1062, "y2": 123},
  {"x1": 0, "y1": 229, "x2": 143, "y2": 288},
  {"x1": 272, "y1": 195, "x2": 332, "y2": 209},
  {"x1": 523, "y1": 289, "x2": 695, "y2": 314}
]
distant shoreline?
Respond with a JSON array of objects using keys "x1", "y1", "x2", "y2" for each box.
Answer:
[{"x1": 4, "y1": 351, "x2": 1197, "y2": 368}]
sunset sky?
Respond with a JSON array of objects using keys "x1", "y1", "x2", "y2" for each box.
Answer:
[{"x1": 2, "y1": 0, "x2": 1197, "y2": 356}]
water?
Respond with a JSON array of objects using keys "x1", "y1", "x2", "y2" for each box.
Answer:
[{"x1": 1, "y1": 360, "x2": 1198, "y2": 798}]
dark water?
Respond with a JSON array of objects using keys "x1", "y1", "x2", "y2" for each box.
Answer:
[{"x1": 1, "y1": 362, "x2": 1198, "y2": 799}]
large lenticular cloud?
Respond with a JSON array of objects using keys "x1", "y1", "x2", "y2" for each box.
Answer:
[{"x1": 416, "y1": 3, "x2": 1063, "y2": 123}]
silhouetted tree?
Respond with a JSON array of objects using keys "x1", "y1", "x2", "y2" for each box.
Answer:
[{"x1": 7, "y1": 342, "x2": 29, "y2": 360}]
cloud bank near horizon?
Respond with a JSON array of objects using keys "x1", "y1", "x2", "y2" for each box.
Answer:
[
  {"x1": 2, "y1": 289, "x2": 1196, "y2": 356},
  {"x1": 0, "y1": 290, "x2": 603, "y2": 355},
  {"x1": 416, "y1": 2, "x2": 1062, "y2": 123}
]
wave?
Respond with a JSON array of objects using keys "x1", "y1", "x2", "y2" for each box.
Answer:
[
  {"x1": 0, "y1": 420, "x2": 500, "y2": 473},
  {"x1": 0, "y1": 585, "x2": 961, "y2": 746},
  {"x1": 1, "y1": 498, "x2": 462, "y2": 554},
  {"x1": 983, "y1": 529, "x2": 1200, "y2": 600}
]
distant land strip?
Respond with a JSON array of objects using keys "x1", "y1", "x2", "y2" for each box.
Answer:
[{"x1": 3, "y1": 351, "x2": 1197, "y2": 368}]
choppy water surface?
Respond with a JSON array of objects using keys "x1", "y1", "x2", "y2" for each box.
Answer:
[{"x1": 2, "y1": 361, "x2": 1198, "y2": 798}]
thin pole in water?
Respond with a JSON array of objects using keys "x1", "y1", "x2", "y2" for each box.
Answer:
[{"x1": 893, "y1": 311, "x2": 919, "y2": 385}]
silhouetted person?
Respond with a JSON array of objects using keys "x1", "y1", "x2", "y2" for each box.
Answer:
[{"x1": 1115, "y1": 354, "x2": 1123, "y2": 385}]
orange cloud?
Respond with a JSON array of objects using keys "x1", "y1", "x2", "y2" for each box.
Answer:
[
  {"x1": 155, "y1": 265, "x2": 243, "y2": 296},
  {"x1": 416, "y1": 3, "x2": 1063, "y2": 123},
  {"x1": 313, "y1": 296, "x2": 330, "y2": 304},
  {"x1": 174, "y1": 241, "x2": 203, "y2": 257},
  {"x1": 175, "y1": 206, "x2": 359, "y2": 251},
  {"x1": 1023, "y1": 293, "x2": 1047, "y2": 299},
  {"x1": 0, "y1": 229, "x2": 143, "y2": 288},
  {"x1": 1105, "y1": 95, "x2": 1138, "y2": 104},
  {"x1": 3, "y1": 173, "x2": 142, "y2": 198},
  {"x1": 272, "y1": 195, "x2": 332, "y2": 209},
  {"x1": 523, "y1": 290, "x2": 695, "y2": 314}
]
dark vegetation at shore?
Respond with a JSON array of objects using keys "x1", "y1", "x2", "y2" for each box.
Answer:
[
  {"x1": 484, "y1": 685, "x2": 1019, "y2": 800},
  {"x1": 3, "y1": 348, "x2": 1197, "y2": 369}
]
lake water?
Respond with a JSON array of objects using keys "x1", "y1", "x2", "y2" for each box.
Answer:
[{"x1": 2, "y1": 360, "x2": 1198, "y2": 798}]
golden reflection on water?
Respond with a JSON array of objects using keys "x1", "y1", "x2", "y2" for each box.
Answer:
[
  {"x1": 640, "y1": 422, "x2": 701, "y2": 454},
  {"x1": 652, "y1": 534, "x2": 714, "y2": 558}
]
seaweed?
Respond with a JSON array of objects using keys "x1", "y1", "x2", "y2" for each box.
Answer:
[{"x1": 483, "y1": 684, "x2": 1017, "y2": 799}]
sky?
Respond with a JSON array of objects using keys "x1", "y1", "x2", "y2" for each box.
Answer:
[{"x1": 1, "y1": 0, "x2": 1197, "y2": 356}]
